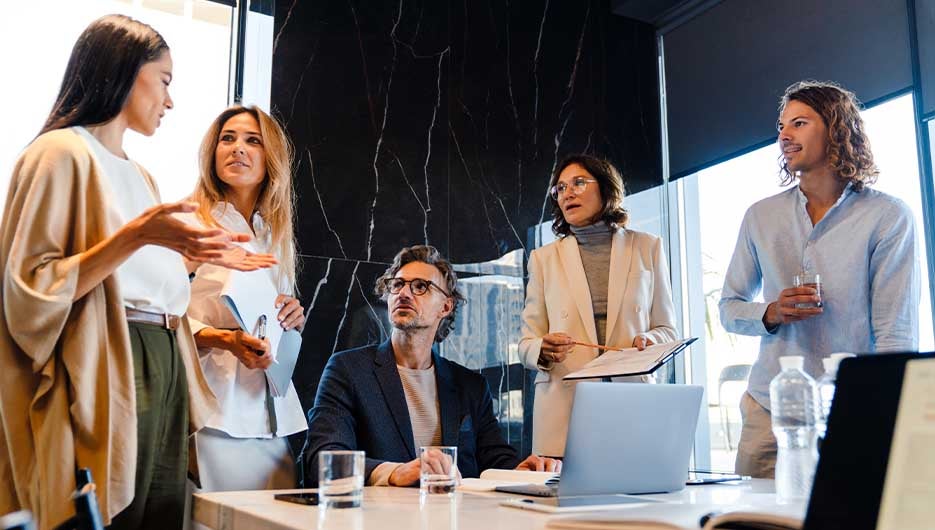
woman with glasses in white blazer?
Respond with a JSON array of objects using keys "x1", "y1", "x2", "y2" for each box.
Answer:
[{"x1": 519, "y1": 154, "x2": 679, "y2": 457}]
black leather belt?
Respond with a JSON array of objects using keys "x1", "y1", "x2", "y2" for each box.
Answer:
[{"x1": 125, "y1": 308, "x2": 181, "y2": 330}]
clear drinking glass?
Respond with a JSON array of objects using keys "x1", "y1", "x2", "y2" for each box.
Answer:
[
  {"x1": 318, "y1": 450, "x2": 365, "y2": 508},
  {"x1": 419, "y1": 446, "x2": 458, "y2": 495},
  {"x1": 793, "y1": 272, "x2": 822, "y2": 309}
]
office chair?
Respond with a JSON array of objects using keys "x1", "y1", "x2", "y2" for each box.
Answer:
[
  {"x1": 0, "y1": 511, "x2": 34, "y2": 530},
  {"x1": 53, "y1": 469, "x2": 104, "y2": 530},
  {"x1": 717, "y1": 364, "x2": 751, "y2": 451}
]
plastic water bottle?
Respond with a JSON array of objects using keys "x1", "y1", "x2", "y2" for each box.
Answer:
[
  {"x1": 770, "y1": 355, "x2": 820, "y2": 503},
  {"x1": 815, "y1": 358, "x2": 836, "y2": 441},
  {"x1": 815, "y1": 353, "x2": 856, "y2": 442}
]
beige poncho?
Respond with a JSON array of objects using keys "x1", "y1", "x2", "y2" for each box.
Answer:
[{"x1": 0, "y1": 128, "x2": 219, "y2": 528}]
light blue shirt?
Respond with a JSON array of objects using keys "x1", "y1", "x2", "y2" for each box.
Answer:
[{"x1": 719, "y1": 184, "x2": 920, "y2": 410}]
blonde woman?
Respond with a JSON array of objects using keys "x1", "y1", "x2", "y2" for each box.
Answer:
[{"x1": 185, "y1": 105, "x2": 307, "y2": 490}]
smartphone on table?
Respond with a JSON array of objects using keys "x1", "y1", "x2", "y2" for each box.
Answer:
[{"x1": 274, "y1": 492, "x2": 319, "y2": 505}]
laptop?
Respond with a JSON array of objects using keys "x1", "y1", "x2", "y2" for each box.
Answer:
[
  {"x1": 803, "y1": 352, "x2": 935, "y2": 530},
  {"x1": 498, "y1": 382, "x2": 704, "y2": 497}
]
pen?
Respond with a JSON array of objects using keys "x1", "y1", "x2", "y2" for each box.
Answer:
[
  {"x1": 571, "y1": 340, "x2": 624, "y2": 352},
  {"x1": 255, "y1": 315, "x2": 267, "y2": 355}
]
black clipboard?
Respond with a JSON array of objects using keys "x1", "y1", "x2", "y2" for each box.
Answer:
[{"x1": 562, "y1": 337, "x2": 697, "y2": 381}]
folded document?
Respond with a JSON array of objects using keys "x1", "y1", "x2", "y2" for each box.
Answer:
[
  {"x1": 564, "y1": 338, "x2": 697, "y2": 380},
  {"x1": 219, "y1": 269, "x2": 302, "y2": 397},
  {"x1": 546, "y1": 501, "x2": 805, "y2": 530},
  {"x1": 459, "y1": 469, "x2": 559, "y2": 492}
]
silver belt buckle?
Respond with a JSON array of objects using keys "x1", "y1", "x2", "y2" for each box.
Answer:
[{"x1": 164, "y1": 313, "x2": 171, "y2": 329}]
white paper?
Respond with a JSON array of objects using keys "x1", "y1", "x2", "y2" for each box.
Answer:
[
  {"x1": 478, "y1": 468, "x2": 558, "y2": 484},
  {"x1": 545, "y1": 502, "x2": 804, "y2": 530},
  {"x1": 563, "y1": 338, "x2": 695, "y2": 380},
  {"x1": 876, "y1": 358, "x2": 935, "y2": 530}
]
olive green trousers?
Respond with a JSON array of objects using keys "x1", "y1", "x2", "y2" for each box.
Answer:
[{"x1": 109, "y1": 321, "x2": 189, "y2": 530}]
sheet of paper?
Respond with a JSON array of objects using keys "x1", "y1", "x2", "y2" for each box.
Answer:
[
  {"x1": 457, "y1": 478, "x2": 528, "y2": 492},
  {"x1": 478, "y1": 469, "x2": 558, "y2": 484},
  {"x1": 876, "y1": 358, "x2": 935, "y2": 530},
  {"x1": 563, "y1": 338, "x2": 695, "y2": 380}
]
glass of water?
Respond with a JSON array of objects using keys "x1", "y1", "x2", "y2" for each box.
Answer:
[
  {"x1": 420, "y1": 446, "x2": 458, "y2": 495},
  {"x1": 318, "y1": 450, "x2": 365, "y2": 508},
  {"x1": 793, "y1": 272, "x2": 822, "y2": 309}
]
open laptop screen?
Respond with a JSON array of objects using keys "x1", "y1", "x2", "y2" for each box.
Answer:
[{"x1": 803, "y1": 352, "x2": 935, "y2": 530}]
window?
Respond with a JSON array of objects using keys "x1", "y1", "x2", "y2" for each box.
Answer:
[
  {"x1": 1, "y1": 0, "x2": 234, "y2": 214},
  {"x1": 680, "y1": 93, "x2": 934, "y2": 471}
]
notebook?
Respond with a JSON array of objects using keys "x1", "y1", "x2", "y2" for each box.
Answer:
[{"x1": 219, "y1": 269, "x2": 302, "y2": 396}]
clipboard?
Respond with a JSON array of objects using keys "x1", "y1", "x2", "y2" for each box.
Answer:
[
  {"x1": 563, "y1": 337, "x2": 697, "y2": 381},
  {"x1": 265, "y1": 328, "x2": 302, "y2": 396},
  {"x1": 219, "y1": 269, "x2": 302, "y2": 397}
]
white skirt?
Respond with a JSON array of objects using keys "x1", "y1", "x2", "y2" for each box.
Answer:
[{"x1": 194, "y1": 427, "x2": 297, "y2": 491}]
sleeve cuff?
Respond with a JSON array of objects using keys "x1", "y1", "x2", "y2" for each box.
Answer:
[
  {"x1": 188, "y1": 316, "x2": 209, "y2": 336},
  {"x1": 369, "y1": 461, "x2": 403, "y2": 486}
]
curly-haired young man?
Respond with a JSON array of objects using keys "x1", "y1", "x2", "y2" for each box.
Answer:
[{"x1": 718, "y1": 81, "x2": 920, "y2": 478}]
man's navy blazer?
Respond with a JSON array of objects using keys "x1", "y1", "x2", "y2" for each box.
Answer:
[{"x1": 303, "y1": 340, "x2": 520, "y2": 484}]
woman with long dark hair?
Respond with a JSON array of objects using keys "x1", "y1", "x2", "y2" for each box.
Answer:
[
  {"x1": 519, "y1": 154, "x2": 679, "y2": 457},
  {"x1": 0, "y1": 15, "x2": 270, "y2": 529}
]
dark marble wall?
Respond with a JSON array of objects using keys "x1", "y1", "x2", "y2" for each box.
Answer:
[{"x1": 271, "y1": 0, "x2": 661, "y2": 432}]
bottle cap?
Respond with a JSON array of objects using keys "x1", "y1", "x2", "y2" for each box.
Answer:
[
  {"x1": 778, "y1": 355, "x2": 804, "y2": 371},
  {"x1": 822, "y1": 357, "x2": 836, "y2": 374}
]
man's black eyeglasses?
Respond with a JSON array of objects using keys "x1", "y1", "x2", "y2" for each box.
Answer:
[{"x1": 382, "y1": 277, "x2": 451, "y2": 297}]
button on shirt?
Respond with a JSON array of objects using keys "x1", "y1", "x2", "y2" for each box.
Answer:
[
  {"x1": 184, "y1": 203, "x2": 307, "y2": 438},
  {"x1": 719, "y1": 184, "x2": 920, "y2": 411}
]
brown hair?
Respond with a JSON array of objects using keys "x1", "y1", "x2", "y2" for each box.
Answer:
[
  {"x1": 778, "y1": 80, "x2": 879, "y2": 191},
  {"x1": 191, "y1": 105, "x2": 299, "y2": 294},
  {"x1": 549, "y1": 154, "x2": 629, "y2": 238},
  {"x1": 374, "y1": 245, "x2": 466, "y2": 343},
  {"x1": 41, "y1": 14, "x2": 168, "y2": 135}
]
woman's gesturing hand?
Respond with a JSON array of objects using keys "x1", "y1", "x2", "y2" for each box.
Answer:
[
  {"x1": 204, "y1": 246, "x2": 279, "y2": 272},
  {"x1": 127, "y1": 201, "x2": 251, "y2": 262}
]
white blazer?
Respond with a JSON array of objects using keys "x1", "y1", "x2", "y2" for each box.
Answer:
[{"x1": 519, "y1": 227, "x2": 679, "y2": 456}]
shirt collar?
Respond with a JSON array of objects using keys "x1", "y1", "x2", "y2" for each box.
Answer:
[
  {"x1": 211, "y1": 201, "x2": 270, "y2": 240},
  {"x1": 795, "y1": 181, "x2": 855, "y2": 211}
]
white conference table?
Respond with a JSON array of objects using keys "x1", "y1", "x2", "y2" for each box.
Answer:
[{"x1": 193, "y1": 479, "x2": 805, "y2": 530}]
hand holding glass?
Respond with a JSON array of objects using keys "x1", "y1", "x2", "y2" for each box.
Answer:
[
  {"x1": 420, "y1": 446, "x2": 458, "y2": 495},
  {"x1": 793, "y1": 272, "x2": 822, "y2": 309}
]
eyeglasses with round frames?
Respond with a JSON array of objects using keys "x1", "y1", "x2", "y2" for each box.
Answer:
[
  {"x1": 550, "y1": 177, "x2": 597, "y2": 200},
  {"x1": 382, "y1": 277, "x2": 451, "y2": 297}
]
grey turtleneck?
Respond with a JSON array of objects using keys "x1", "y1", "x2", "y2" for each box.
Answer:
[{"x1": 569, "y1": 221, "x2": 614, "y2": 345}]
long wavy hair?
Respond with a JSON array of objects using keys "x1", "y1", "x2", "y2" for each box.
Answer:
[
  {"x1": 778, "y1": 80, "x2": 879, "y2": 191},
  {"x1": 191, "y1": 106, "x2": 299, "y2": 294},
  {"x1": 41, "y1": 14, "x2": 168, "y2": 135},
  {"x1": 548, "y1": 154, "x2": 629, "y2": 238}
]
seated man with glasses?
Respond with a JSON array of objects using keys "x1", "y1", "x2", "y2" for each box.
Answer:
[{"x1": 303, "y1": 245, "x2": 561, "y2": 486}]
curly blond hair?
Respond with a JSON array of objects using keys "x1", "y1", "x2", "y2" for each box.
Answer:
[{"x1": 778, "y1": 80, "x2": 879, "y2": 191}]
